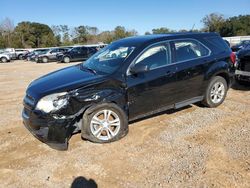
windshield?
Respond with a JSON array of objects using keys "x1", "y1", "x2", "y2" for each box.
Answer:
[{"x1": 81, "y1": 43, "x2": 135, "y2": 74}]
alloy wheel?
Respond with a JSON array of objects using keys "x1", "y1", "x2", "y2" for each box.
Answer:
[
  {"x1": 210, "y1": 82, "x2": 225, "y2": 104},
  {"x1": 90, "y1": 109, "x2": 121, "y2": 141}
]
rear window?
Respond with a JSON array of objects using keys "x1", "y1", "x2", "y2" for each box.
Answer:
[{"x1": 205, "y1": 36, "x2": 231, "y2": 54}]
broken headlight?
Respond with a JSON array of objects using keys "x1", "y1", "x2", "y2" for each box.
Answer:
[{"x1": 36, "y1": 92, "x2": 68, "y2": 113}]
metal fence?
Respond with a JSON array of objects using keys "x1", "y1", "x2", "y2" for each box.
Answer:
[{"x1": 223, "y1": 36, "x2": 250, "y2": 46}]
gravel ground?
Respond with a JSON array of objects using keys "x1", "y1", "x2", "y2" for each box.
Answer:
[{"x1": 0, "y1": 60, "x2": 249, "y2": 188}]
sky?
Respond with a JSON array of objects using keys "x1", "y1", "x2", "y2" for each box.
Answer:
[{"x1": 1, "y1": 0, "x2": 250, "y2": 34}]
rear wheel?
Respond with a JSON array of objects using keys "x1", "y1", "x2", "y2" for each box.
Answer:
[
  {"x1": 63, "y1": 56, "x2": 70, "y2": 63},
  {"x1": 18, "y1": 54, "x2": 23, "y2": 60},
  {"x1": 202, "y1": 76, "x2": 228, "y2": 108},
  {"x1": 81, "y1": 103, "x2": 128, "y2": 143},
  {"x1": 1, "y1": 57, "x2": 7, "y2": 63}
]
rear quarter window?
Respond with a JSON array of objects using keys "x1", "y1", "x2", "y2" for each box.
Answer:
[{"x1": 205, "y1": 36, "x2": 231, "y2": 54}]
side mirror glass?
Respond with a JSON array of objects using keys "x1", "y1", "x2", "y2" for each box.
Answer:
[{"x1": 130, "y1": 64, "x2": 149, "y2": 74}]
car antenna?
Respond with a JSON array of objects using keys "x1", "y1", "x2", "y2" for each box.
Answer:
[{"x1": 190, "y1": 24, "x2": 195, "y2": 32}]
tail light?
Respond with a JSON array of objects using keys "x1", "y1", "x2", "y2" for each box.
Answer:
[{"x1": 230, "y1": 52, "x2": 236, "y2": 64}]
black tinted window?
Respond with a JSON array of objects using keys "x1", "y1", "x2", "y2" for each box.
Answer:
[
  {"x1": 173, "y1": 40, "x2": 210, "y2": 62},
  {"x1": 205, "y1": 36, "x2": 231, "y2": 54},
  {"x1": 135, "y1": 44, "x2": 171, "y2": 70},
  {"x1": 81, "y1": 47, "x2": 88, "y2": 54}
]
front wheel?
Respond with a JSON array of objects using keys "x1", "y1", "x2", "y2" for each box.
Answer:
[
  {"x1": 81, "y1": 103, "x2": 128, "y2": 143},
  {"x1": 63, "y1": 56, "x2": 70, "y2": 63},
  {"x1": 1, "y1": 57, "x2": 8, "y2": 63},
  {"x1": 202, "y1": 76, "x2": 228, "y2": 108}
]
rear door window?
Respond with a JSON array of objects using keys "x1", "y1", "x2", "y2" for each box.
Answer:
[
  {"x1": 135, "y1": 43, "x2": 171, "y2": 70},
  {"x1": 173, "y1": 39, "x2": 210, "y2": 62}
]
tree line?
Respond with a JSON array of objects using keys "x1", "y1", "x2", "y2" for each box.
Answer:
[{"x1": 0, "y1": 13, "x2": 249, "y2": 49}]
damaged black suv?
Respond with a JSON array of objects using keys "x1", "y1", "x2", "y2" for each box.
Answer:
[{"x1": 22, "y1": 33, "x2": 235, "y2": 150}]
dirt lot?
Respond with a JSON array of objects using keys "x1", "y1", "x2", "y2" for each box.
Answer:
[{"x1": 0, "y1": 60, "x2": 250, "y2": 188}]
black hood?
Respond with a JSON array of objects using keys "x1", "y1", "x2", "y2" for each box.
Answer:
[{"x1": 27, "y1": 64, "x2": 106, "y2": 100}]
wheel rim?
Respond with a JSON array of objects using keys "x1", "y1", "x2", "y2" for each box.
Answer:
[
  {"x1": 43, "y1": 57, "x2": 48, "y2": 63},
  {"x1": 2, "y1": 58, "x2": 7, "y2": 63},
  {"x1": 210, "y1": 82, "x2": 225, "y2": 104},
  {"x1": 64, "y1": 57, "x2": 70, "y2": 63},
  {"x1": 90, "y1": 109, "x2": 121, "y2": 141}
]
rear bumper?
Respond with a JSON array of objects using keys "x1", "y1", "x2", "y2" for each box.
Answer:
[{"x1": 22, "y1": 108, "x2": 75, "y2": 150}]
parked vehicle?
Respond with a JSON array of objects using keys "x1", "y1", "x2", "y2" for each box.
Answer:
[
  {"x1": 0, "y1": 52, "x2": 11, "y2": 63},
  {"x1": 3, "y1": 48, "x2": 29, "y2": 60},
  {"x1": 25, "y1": 49, "x2": 49, "y2": 61},
  {"x1": 22, "y1": 33, "x2": 235, "y2": 150},
  {"x1": 224, "y1": 40, "x2": 230, "y2": 47},
  {"x1": 57, "y1": 46, "x2": 98, "y2": 63},
  {"x1": 231, "y1": 40, "x2": 250, "y2": 52},
  {"x1": 235, "y1": 44, "x2": 250, "y2": 85},
  {"x1": 36, "y1": 47, "x2": 71, "y2": 63}
]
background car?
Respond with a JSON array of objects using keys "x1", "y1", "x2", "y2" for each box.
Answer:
[
  {"x1": 2, "y1": 48, "x2": 29, "y2": 60},
  {"x1": 231, "y1": 40, "x2": 250, "y2": 52},
  {"x1": 36, "y1": 47, "x2": 71, "y2": 63},
  {"x1": 57, "y1": 46, "x2": 98, "y2": 63},
  {"x1": 0, "y1": 52, "x2": 11, "y2": 63},
  {"x1": 25, "y1": 49, "x2": 49, "y2": 61}
]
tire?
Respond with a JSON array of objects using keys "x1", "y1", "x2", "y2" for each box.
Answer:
[
  {"x1": 202, "y1": 76, "x2": 228, "y2": 108},
  {"x1": 63, "y1": 56, "x2": 70, "y2": 63},
  {"x1": 81, "y1": 103, "x2": 128, "y2": 143},
  {"x1": 18, "y1": 54, "x2": 23, "y2": 60},
  {"x1": 1, "y1": 57, "x2": 7, "y2": 63},
  {"x1": 42, "y1": 57, "x2": 48, "y2": 63}
]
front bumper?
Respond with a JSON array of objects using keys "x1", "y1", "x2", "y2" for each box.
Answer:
[{"x1": 22, "y1": 108, "x2": 75, "y2": 150}]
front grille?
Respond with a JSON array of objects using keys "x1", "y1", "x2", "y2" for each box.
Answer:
[{"x1": 239, "y1": 59, "x2": 250, "y2": 72}]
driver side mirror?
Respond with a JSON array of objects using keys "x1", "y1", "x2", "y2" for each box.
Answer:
[{"x1": 130, "y1": 64, "x2": 149, "y2": 74}]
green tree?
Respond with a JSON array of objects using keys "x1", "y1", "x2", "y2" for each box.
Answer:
[
  {"x1": 152, "y1": 27, "x2": 172, "y2": 34},
  {"x1": 14, "y1": 22, "x2": 57, "y2": 48},
  {"x1": 201, "y1": 13, "x2": 225, "y2": 33}
]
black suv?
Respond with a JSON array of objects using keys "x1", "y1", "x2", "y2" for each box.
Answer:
[
  {"x1": 22, "y1": 33, "x2": 235, "y2": 150},
  {"x1": 36, "y1": 47, "x2": 71, "y2": 63},
  {"x1": 57, "y1": 46, "x2": 98, "y2": 63}
]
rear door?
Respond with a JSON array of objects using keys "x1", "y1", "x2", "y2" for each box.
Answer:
[
  {"x1": 171, "y1": 39, "x2": 211, "y2": 102},
  {"x1": 49, "y1": 49, "x2": 59, "y2": 60}
]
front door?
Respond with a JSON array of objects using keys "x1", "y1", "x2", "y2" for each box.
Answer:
[{"x1": 126, "y1": 42, "x2": 179, "y2": 119}]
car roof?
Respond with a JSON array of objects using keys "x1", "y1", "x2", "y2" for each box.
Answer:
[{"x1": 113, "y1": 32, "x2": 219, "y2": 47}]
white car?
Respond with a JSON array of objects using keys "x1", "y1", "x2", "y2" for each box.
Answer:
[{"x1": 0, "y1": 53, "x2": 11, "y2": 63}]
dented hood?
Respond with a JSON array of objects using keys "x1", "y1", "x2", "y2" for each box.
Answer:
[{"x1": 27, "y1": 64, "x2": 105, "y2": 100}]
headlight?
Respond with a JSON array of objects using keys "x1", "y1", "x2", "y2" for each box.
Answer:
[{"x1": 36, "y1": 92, "x2": 68, "y2": 113}]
